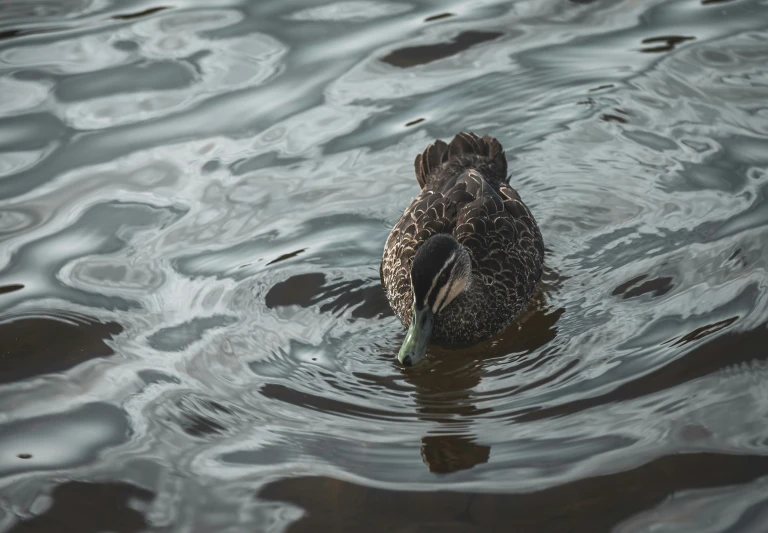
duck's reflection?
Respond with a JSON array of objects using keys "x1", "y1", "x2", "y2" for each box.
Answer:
[
  {"x1": 420, "y1": 434, "x2": 490, "y2": 474},
  {"x1": 400, "y1": 269, "x2": 564, "y2": 474}
]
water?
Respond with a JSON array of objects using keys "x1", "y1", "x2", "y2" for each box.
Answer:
[{"x1": 1, "y1": 0, "x2": 768, "y2": 531}]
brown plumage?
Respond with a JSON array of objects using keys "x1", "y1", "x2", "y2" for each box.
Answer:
[{"x1": 381, "y1": 132, "x2": 544, "y2": 346}]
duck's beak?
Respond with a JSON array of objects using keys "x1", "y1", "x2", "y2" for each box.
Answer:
[{"x1": 398, "y1": 305, "x2": 434, "y2": 366}]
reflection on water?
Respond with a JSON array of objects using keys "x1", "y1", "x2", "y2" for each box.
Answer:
[
  {"x1": 2, "y1": 0, "x2": 768, "y2": 531},
  {"x1": 381, "y1": 30, "x2": 504, "y2": 67},
  {"x1": 7, "y1": 481, "x2": 153, "y2": 533},
  {"x1": 260, "y1": 453, "x2": 768, "y2": 533},
  {"x1": 0, "y1": 312, "x2": 122, "y2": 384}
]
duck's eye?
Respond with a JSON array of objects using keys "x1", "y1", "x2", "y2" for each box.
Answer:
[{"x1": 439, "y1": 270, "x2": 450, "y2": 285}]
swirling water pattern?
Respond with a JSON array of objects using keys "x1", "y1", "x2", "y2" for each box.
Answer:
[{"x1": 1, "y1": 0, "x2": 768, "y2": 531}]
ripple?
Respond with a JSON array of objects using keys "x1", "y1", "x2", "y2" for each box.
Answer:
[
  {"x1": 54, "y1": 59, "x2": 198, "y2": 103},
  {"x1": 148, "y1": 315, "x2": 237, "y2": 352},
  {"x1": 0, "y1": 201, "x2": 182, "y2": 311},
  {"x1": 0, "y1": 402, "x2": 128, "y2": 478},
  {"x1": 286, "y1": 1, "x2": 413, "y2": 21},
  {"x1": 0, "y1": 147, "x2": 55, "y2": 178},
  {"x1": 616, "y1": 477, "x2": 768, "y2": 533},
  {"x1": 0, "y1": 76, "x2": 49, "y2": 114},
  {"x1": 259, "y1": 454, "x2": 768, "y2": 531},
  {"x1": 0, "y1": 208, "x2": 39, "y2": 239},
  {"x1": 2, "y1": 0, "x2": 768, "y2": 530},
  {"x1": 0, "y1": 33, "x2": 132, "y2": 74}
]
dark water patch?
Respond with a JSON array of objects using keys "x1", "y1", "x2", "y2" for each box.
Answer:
[
  {"x1": 113, "y1": 39, "x2": 139, "y2": 52},
  {"x1": 260, "y1": 453, "x2": 768, "y2": 533},
  {"x1": 424, "y1": 13, "x2": 455, "y2": 22},
  {"x1": 0, "y1": 313, "x2": 122, "y2": 384},
  {"x1": 727, "y1": 247, "x2": 748, "y2": 268},
  {"x1": 601, "y1": 113, "x2": 627, "y2": 124},
  {"x1": 339, "y1": 283, "x2": 393, "y2": 320},
  {"x1": 267, "y1": 248, "x2": 305, "y2": 265},
  {"x1": 265, "y1": 273, "x2": 325, "y2": 308},
  {"x1": 6, "y1": 481, "x2": 153, "y2": 533},
  {"x1": 308, "y1": 278, "x2": 370, "y2": 315},
  {"x1": 381, "y1": 31, "x2": 503, "y2": 68},
  {"x1": 0, "y1": 284, "x2": 24, "y2": 295},
  {"x1": 265, "y1": 273, "x2": 393, "y2": 319},
  {"x1": 0, "y1": 27, "x2": 60, "y2": 41},
  {"x1": 405, "y1": 118, "x2": 425, "y2": 127},
  {"x1": 701, "y1": 0, "x2": 737, "y2": 4},
  {"x1": 589, "y1": 84, "x2": 615, "y2": 92},
  {"x1": 612, "y1": 275, "x2": 648, "y2": 296},
  {"x1": 177, "y1": 399, "x2": 228, "y2": 438},
  {"x1": 639, "y1": 35, "x2": 696, "y2": 53},
  {"x1": 612, "y1": 275, "x2": 674, "y2": 300},
  {"x1": 111, "y1": 6, "x2": 170, "y2": 20},
  {"x1": 517, "y1": 319, "x2": 762, "y2": 423},
  {"x1": 201, "y1": 159, "x2": 220, "y2": 173},
  {"x1": 667, "y1": 316, "x2": 740, "y2": 347}
]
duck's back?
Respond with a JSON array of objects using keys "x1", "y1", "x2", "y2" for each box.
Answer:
[{"x1": 382, "y1": 133, "x2": 544, "y2": 345}]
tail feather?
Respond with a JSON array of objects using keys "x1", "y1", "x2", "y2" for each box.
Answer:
[
  {"x1": 414, "y1": 132, "x2": 507, "y2": 189},
  {"x1": 414, "y1": 139, "x2": 447, "y2": 189}
]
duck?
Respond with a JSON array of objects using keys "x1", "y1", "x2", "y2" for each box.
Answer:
[{"x1": 380, "y1": 132, "x2": 544, "y2": 366}]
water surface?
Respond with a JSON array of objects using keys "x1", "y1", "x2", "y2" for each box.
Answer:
[{"x1": 1, "y1": 0, "x2": 768, "y2": 531}]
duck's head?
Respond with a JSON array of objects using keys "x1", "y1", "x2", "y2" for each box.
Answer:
[{"x1": 398, "y1": 234, "x2": 472, "y2": 366}]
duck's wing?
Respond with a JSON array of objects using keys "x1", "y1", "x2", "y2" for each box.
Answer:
[
  {"x1": 452, "y1": 172, "x2": 543, "y2": 294},
  {"x1": 498, "y1": 182, "x2": 545, "y2": 262}
]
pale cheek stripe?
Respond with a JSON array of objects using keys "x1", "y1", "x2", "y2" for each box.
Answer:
[
  {"x1": 434, "y1": 277, "x2": 454, "y2": 313},
  {"x1": 438, "y1": 276, "x2": 468, "y2": 313},
  {"x1": 425, "y1": 251, "x2": 457, "y2": 306}
]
